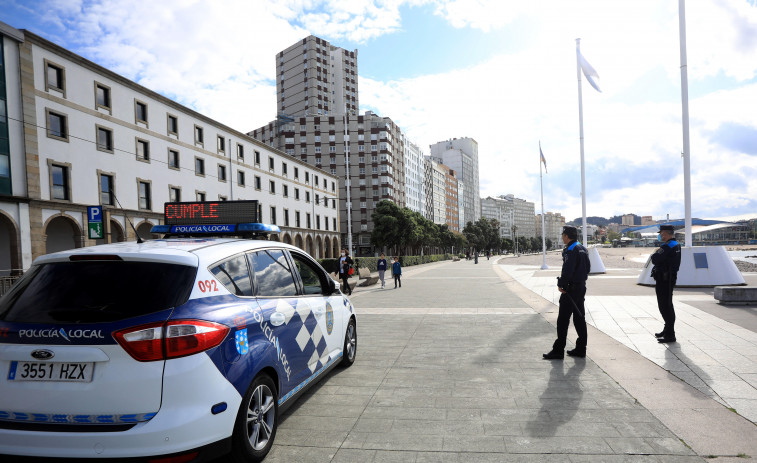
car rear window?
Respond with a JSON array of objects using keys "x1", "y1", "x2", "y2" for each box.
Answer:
[{"x1": 0, "y1": 261, "x2": 197, "y2": 323}]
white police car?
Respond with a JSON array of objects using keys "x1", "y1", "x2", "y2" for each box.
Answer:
[{"x1": 0, "y1": 220, "x2": 356, "y2": 462}]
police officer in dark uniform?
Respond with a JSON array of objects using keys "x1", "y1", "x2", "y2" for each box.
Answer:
[
  {"x1": 651, "y1": 224, "x2": 681, "y2": 343},
  {"x1": 544, "y1": 226, "x2": 591, "y2": 360}
]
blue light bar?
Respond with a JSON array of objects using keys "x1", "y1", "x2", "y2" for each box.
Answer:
[
  {"x1": 237, "y1": 223, "x2": 280, "y2": 234},
  {"x1": 150, "y1": 225, "x2": 171, "y2": 233}
]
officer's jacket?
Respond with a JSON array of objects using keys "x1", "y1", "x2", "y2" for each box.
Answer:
[
  {"x1": 651, "y1": 239, "x2": 681, "y2": 280},
  {"x1": 559, "y1": 240, "x2": 591, "y2": 287}
]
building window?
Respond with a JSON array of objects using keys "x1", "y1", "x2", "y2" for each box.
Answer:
[
  {"x1": 169, "y1": 186, "x2": 181, "y2": 202},
  {"x1": 44, "y1": 60, "x2": 65, "y2": 96},
  {"x1": 138, "y1": 180, "x2": 151, "y2": 210},
  {"x1": 168, "y1": 149, "x2": 180, "y2": 170},
  {"x1": 295, "y1": 211, "x2": 301, "y2": 228},
  {"x1": 254, "y1": 150, "x2": 261, "y2": 166},
  {"x1": 282, "y1": 162, "x2": 288, "y2": 176},
  {"x1": 316, "y1": 215, "x2": 320, "y2": 230},
  {"x1": 333, "y1": 218, "x2": 337, "y2": 231},
  {"x1": 268, "y1": 157, "x2": 274, "y2": 171},
  {"x1": 238, "y1": 171, "x2": 246, "y2": 186},
  {"x1": 194, "y1": 125, "x2": 204, "y2": 145},
  {"x1": 237, "y1": 143, "x2": 244, "y2": 161},
  {"x1": 305, "y1": 172, "x2": 310, "y2": 184},
  {"x1": 217, "y1": 135, "x2": 225, "y2": 154},
  {"x1": 95, "y1": 82, "x2": 111, "y2": 111},
  {"x1": 167, "y1": 114, "x2": 178, "y2": 135},
  {"x1": 196, "y1": 191, "x2": 206, "y2": 201},
  {"x1": 99, "y1": 173, "x2": 114, "y2": 205},
  {"x1": 195, "y1": 157, "x2": 205, "y2": 176},
  {"x1": 306, "y1": 213, "x2": 311, "y2": 229},
  {"x1": 283, "y1": 185, "x2": 288, "y2": 197},
  {"x1": 284, "y1": 209, "x2": 290, "y2": 226},
  {"x1": 45, "y1": 109, "x2": 68, "y2": 141},
  {"x1": 254, "y1": 176, "x2": 261, "y2": 190},
  {"x1": 136, "y1": 139, "x2": 150, "y2": 161},
  {"x1": 269, "y1": 180, "x2": 275, "y2": 194},
  {"x1": 95, "y1": 125, "x2": 113, "y2": 153},
  {"x1": 294, "y1": 188, "x2": 300, "y2": 200},
  {"x1": 325, "y1": 217, "x2": 329, "y2": 231},
  {"x1": 218, "y1": 164, "x2": 227, "y2": 182},
  {"x1": 294, "y1": 167, "x2": 299, "y2": 179},
  {"x1": 270, "y1": 206, "x2": 277, "y2": 225},
  {"x1": 49, "y1": 162, "x2": 70, "y2": 201},
  {"x1": 134, "y1": 100, "x2": 148, "y2": 124},
  {"x1": 218, "y1": 195, "x2": 227, "y2": 201},
  {"x1": 305, "y1": 191, "x2": 310, "y2": 203}
]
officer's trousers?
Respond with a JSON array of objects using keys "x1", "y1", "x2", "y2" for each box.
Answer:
[
  {"x1": 554, "y1": 285, "x2": 587, "y2": 351},
  {"x1": 655, "y1": 277, "x2": 676, "y2": 335}
]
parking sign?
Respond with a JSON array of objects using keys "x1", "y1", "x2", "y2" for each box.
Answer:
[{"x1": 88, "y1": 206, "x2": 102, "y2": 223}]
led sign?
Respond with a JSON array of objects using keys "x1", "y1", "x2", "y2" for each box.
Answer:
[{"x1": 164, "y1": 200, "x2": 259, "y2": 226}]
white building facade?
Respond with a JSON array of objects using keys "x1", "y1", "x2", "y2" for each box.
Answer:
[
  {"x1": 0, "y1": 24, "x2": 340, "y2": 277},
  {"x1": 430, "y1": 137, "x2": 480, "y2": 224},
  {"x1": 402, "y1": 135, "x2": 425, "y2": 216}
]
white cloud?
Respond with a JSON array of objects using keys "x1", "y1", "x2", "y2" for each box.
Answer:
[{"x1": 17, "y1": 0, "x2": 757, "y2": 222}]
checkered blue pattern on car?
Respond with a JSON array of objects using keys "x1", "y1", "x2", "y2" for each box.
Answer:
[
  {"x1": 278, "y1": 351, "x2": 342, "y2": 406},
  {"x1": 0, "y1": 410, "x2": 157, "y2": 424},
  {"x1": 268, "y1": 298, "x2": 329, "y2": 374}
]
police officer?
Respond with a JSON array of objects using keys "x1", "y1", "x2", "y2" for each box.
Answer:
[
  {"x1": 544, "y1": 226, "x2": 591, "y2": 360},
  {"x1": 651, "y1": 225, "x2": 681, "y2": 343}
]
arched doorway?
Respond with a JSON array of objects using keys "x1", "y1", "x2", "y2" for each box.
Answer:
[
  {"x1": 315, "y1": 236, "x2": 323, "y2": 259},
  {"x1": 324, "y1": 237, "x2": 331, "y2": 258},
  {"x1": 136, "y1": 222, "x2": 158, "y2": 240},
  {"x1": 305, "y1": 235, "x2": 314, "y2": 256},
  {"x1": 282, "y1": 233, "x2": 292, "y2": 245},
  {"x1": 0, "y1": 212, "x2": 21, "y2": 276},
  {"x1": 45, "y1": 215, "x2": 82, "y2": 254},
  {"x1": 332, "y1": 239, "x2": 339, "y2": 259},
  {"x1": 294, "y1": 234, "x2": 303, "y2": 251},
  {"x1": 110, "y1": 220, "x2": 125, "y2": 242}
]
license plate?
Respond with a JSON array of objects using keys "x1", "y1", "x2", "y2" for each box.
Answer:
[{"x1": 7, "y1": 361, "x2": 94, "y2": 382}]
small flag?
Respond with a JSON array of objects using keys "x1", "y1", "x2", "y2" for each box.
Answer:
[
  {"x1": 539, "y1": 141, "x2": 547, "y2": 173},
  {"x1": 578, "y1": 50, "x2": 601, "y2": 92}
]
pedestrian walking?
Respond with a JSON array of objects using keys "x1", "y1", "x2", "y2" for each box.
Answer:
[
  {"x1": 377, "y1": 253, "x2": 388, "y2": 289},
  {"x1": 392, "y1": 256, "x2": 402, "y2": 289},
  {"x1": 543, "y1": 226, "x2": 591, "y2": 360},
  {"x1": 651, "y1": 225, "x2": 681, "y2": 343},
  {"x1": 339, "y1": 248, "x2": 354, "y2": 296}
]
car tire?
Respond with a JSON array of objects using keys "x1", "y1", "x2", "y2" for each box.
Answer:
[
  {"x1": 340, "y1": 318, "x2": 356, "y2": 368},
  {"x1": 230, "y1": 373, "x2": 278, "y2": 463}
]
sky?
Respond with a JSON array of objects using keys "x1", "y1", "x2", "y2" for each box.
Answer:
[{"x1": 2, "y1": 0, "x2": 757, "y2": 223}]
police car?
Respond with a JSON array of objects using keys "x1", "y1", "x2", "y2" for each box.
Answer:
[{"x1": 0, "y1": 201, "x2": 357, "y2": 462}]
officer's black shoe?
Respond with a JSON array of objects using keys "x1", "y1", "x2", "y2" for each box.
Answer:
[
  {"x1": 542, "y1": 350, "x2": 564, "y2": 360},
  {"x1": 567, "y1": 348, "x2": 586, "y2": 358},
  {"x1": 657, "y1": 335, "x2": 676, "y2": 343},
  {"x1": 654, "y1": 331, "x2": 665, "y2": 338}
]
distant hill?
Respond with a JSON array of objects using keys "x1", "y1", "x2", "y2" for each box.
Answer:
[{"x1": 570, "y1": 214, "x2": 641, "y2": 226}]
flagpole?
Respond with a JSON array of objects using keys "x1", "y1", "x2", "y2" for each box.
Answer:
[
  {"x1": 539, "y1": 142, "x2": 548, "y2": 270},
  {"x1": 576, "y1": 38, "x2": 588, "y2": 247},
  {"x1": 678, "y1": 0, "x2": 692, "y2": 246}
]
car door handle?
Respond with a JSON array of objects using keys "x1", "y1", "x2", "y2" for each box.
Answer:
[
  {"x1": 270, "y1": 312, "x2": 286, "y2": 327},
  {"x1": 313, "y1": 308, "x2": 325, "y2": 317}
]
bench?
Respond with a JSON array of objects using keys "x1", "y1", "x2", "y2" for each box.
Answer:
[{"x1": 714, "y1": 286, "x2": 757, "y2": 304}]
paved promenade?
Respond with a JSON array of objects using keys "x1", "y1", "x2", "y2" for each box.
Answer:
[{"x1": 257, "y1": 255, "x2": 757, "y2": 462}]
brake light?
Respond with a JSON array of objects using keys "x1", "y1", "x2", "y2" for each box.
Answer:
[
  {"x1": 114, "y1": 320, "x2": 229, "y2": 362},
  {"x1": 69, "y1": 254, "x2": 123, "y2": 261}
]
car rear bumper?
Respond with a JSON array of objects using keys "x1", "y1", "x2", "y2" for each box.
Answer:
[{"x1": 0, "y1": 354, "x2": 242, "y2": 459}]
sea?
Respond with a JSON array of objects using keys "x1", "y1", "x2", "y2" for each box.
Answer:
[{"x1": 729, "y1": 250, "x2": 757, "y2": 265}]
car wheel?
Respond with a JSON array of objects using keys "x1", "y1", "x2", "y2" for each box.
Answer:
[
  {"x1": 340, "y1": 318, "x2": 356, "y2": 367},
  {"x1": 230, "y1": 374, "x2": 278, "y2": 463}
]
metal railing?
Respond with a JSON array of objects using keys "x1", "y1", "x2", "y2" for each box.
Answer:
[{"x1": 0, "y1": 275, "x2": 22, "y2": 297}]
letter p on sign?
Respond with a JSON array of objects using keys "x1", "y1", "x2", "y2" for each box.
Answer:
[{"x1": 88, "y1": 206, "x2": 102, "y2": 223}]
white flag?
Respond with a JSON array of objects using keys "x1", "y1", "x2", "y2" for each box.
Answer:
[{"x1": 578, "y1": 51, "x2": 601, "y2": 92}]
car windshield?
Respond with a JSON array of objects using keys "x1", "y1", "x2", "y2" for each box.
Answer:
[{"x1": 0, "y1": 261, "x2": 197, "y2": 323}]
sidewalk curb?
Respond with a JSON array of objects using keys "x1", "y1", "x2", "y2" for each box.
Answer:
[{"x1": 492, "y1": 263, "x2": 757, "y2": 458}]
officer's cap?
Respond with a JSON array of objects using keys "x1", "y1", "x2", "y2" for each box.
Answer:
[
  {"x1": 562, "y1": 226, "x2": 578, "y2": 240},
  {"x1": 659, "y1": 225, "x2": 675, "y2": 232}
]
